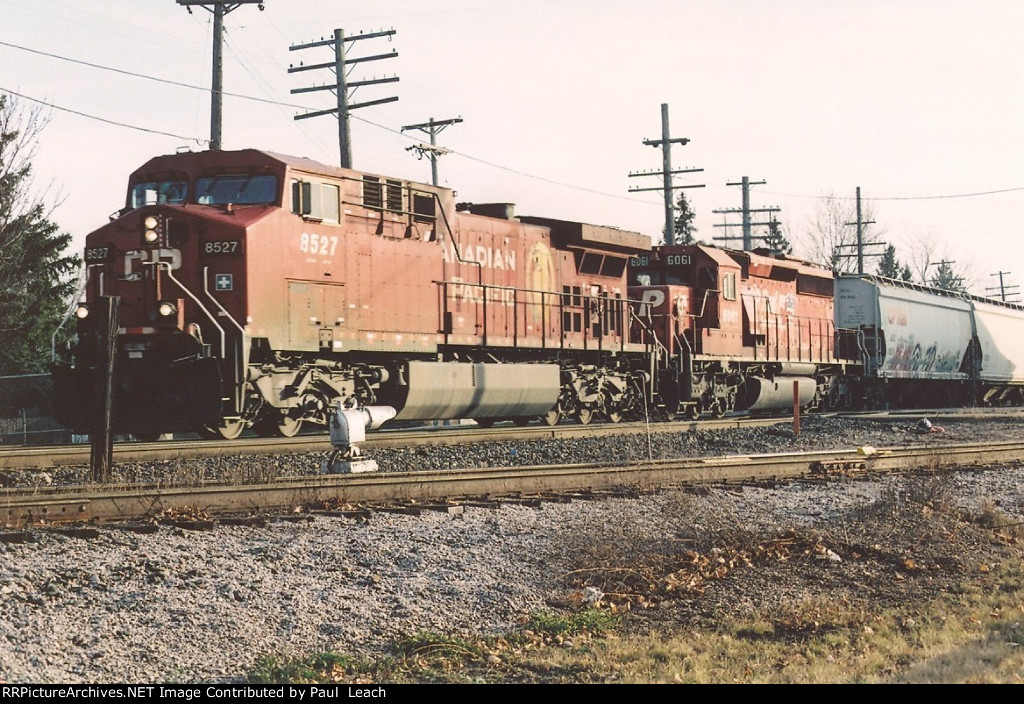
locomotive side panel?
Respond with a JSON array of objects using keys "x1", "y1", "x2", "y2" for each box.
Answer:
[
  {"x1": 247, "y1": 167, "x2": 448, "y2": 355},
  {"x1": 442, "y1": 212, "x2": 546, "y2": 349},
  {"x1": 733, "y1": 252, "x2": 837, "y2": 365}
]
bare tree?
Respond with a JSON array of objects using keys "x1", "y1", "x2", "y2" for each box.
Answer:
[
  {"x1": 905, "y1": 231, "x2": 938, "y2": 283},
  {"x1": 904, "y1": 231, "x2": 977, "y2": 292},
  {"x1": 800, "y1": 191, "x2": 885, "y2": 273}
]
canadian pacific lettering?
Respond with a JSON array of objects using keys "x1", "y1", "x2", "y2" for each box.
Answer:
[{"x1": 441, "y1": 241, "x2": 516, "y2": 270}]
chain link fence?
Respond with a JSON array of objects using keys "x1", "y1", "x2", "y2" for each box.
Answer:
[{"x1": 0, "y1": 374, "x2": 74, "y2": 446}]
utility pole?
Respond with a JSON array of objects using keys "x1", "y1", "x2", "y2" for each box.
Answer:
[
  {"x1": 629, "y1": 103, "x2": 703, "y2": 245},
  {"x1": 401, "y1": 117, "x2": 463, "y2": 186},
  {"x1": 289, "y1": 28, "x2": 399, "y2": 168},
  {"x1": 177, "y1": 1, "x2": 265, "y2": 151},
  {"x1": 712, "y1": 177, "x2": 781, "y2": 251},
  {"x1": 836, "y1": 186, "x2": 883, "y2": 274},
  {"x1": 986, "y1": 271, "x2": 1021, "y2": 302}
]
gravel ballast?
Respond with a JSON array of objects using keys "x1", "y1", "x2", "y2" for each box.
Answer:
[{"x1": 2, "y1": 413, "x2": 1022, "y2": 683}]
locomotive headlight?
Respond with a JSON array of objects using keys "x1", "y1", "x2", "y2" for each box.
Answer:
[
  {"x1": 74, "y1": 303, "x2": 90, "y2": 320},
  {"x1": 142, "y1": 215, "x2": 162, "y2": 244},
  {"x1": 157, "y1": 300, "x2": 178, "y2": 317}
]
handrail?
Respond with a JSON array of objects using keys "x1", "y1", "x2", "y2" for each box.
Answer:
[
  {"x1": 51, "y1": 264, "x2": 92, "y2": 362},
  {"x1": 687, "y1": 288, "x2": 720, "y2": 321},
  {"x1": 426, "y1": 192, "x2": 482, "y2": 286},
  {"x1": 153, "y1": 262, "x2": 226, "y2": 358}
]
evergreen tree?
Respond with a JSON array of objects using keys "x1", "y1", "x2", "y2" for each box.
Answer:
[
  {"x1": 929, "y1": 260, "x2": 966, "y2": 292},
  {"x1": 762, "y1": 217, "x2": 792, "y2": 255},
  {"x1": 672, "y1": 191, "x2": 697, "y2": 245},
  {"x1": 876, "y1": 244, "x2": 911, "y2": 280},
  {"x1": 0, "y1": 93, "x2": 79, "y2": 374}
]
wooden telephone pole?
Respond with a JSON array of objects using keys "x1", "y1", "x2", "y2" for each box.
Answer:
[
  {"x1": 177, "y1": 1, "x2": 265, "y2": 151},
  {"x1": 290, "y1": 28, "x2": 399, "y2": 168},
  {"x1": 628, "y1": 103, "x2": 703, "y2": 245}
]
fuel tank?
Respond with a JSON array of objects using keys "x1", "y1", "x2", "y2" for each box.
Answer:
[{"x1": 737, "y1": 376, "x2": 817, "y2": 412}]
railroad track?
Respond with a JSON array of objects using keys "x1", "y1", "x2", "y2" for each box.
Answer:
[
  {"x1": 3, "y1": 440, "x2": 1022, "y2": 529},
  {"x1": 0, "y1": 415, "x2": 794, "y2": 470}
]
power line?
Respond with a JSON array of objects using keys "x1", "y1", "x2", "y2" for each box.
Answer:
[
  {"x1": 760, "y1": 185, "x2": 1024, "y2": 202},
  {"x1": 0, "y1": 38, "x2": 667, "y2": 206},
  {"x1": 0, "y1": 86, "x2": 207, "y2": 144},
  {"x1": 0, "y1": 39, "x2": 298, "y2": 109}
]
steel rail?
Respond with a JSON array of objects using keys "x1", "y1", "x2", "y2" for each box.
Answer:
[
  {"x1": 3, "y1": 441, "x2": 1022, "y2": 528},
  {"x1": 0, "y1": 416, "x2": 789, "y2": 470}
]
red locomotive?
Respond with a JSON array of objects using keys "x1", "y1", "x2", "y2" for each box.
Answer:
[
  {"x1": 53, "y1": 149, "x2": 656, "y2": 438},
  {"x1": 627, "y1": 244, "x2": 854, "y2": 418}
]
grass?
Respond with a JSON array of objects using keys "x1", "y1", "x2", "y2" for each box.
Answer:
[
  {"x1": 247, "y1": 475, "x2": 1024, "y2": 684},
  {"x1": 247, "y1": 561, "x2": 1024, "y2": 684}
]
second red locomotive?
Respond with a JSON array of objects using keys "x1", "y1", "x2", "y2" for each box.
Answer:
[{"x1": 628, "y1": 244, "x2": 854, "y2": 418}]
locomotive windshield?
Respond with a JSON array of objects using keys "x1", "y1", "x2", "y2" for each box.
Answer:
[
  {"x1": 131, "y1": 180, "x2": 188, "y2": 208},
  {"x1": 628, "y1": 253, "x2": 693, "y2": 286},
  {"x1": 195, "y1": 174, "x2": 278, "y2": 206}
]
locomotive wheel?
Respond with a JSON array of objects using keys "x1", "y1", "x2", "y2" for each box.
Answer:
[
  {"x1": 277, "y1": 416, "x2": 303, "y2": 438},
  {"x1": 474, "y1": 418, "x2": 496, "y2": 428},
  {"x1": 254, "y1": 412, "x2": 303, "y2": 438},
  {"x1": 606, "y1": 410, "x2": 623, "y2": 423},
  {"x1": 512, "y1": 417, "x2": 532, "y2": 427},
  {"x1": 711, "y1": 399, "x2": 726, "y2": 419},
  {"x1": 685, "y1": 404, "x2": 700, "y2": 421},
  {"x1": 576, "y1": 407, "x2": 595, "y2": 425},
  {"x1": 199, "y1": 418, "x2": 246, "y2": 440},
  {"x1": 542, "y1": 409, "x2": 562, "y2": 426}
]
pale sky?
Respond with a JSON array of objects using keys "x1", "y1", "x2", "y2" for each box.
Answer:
[{"x1": 4, "y1": 0, "x2": 1023, "y2": 298}]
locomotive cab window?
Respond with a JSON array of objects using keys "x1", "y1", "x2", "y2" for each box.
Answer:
[
  {"x1": 291, "y1": 179, "x2": 312, "y2": 216},
  {"x1": 291, "y1": 180, "x2": 340, "y2": 223},
  {"x1": 578, "y1": 251, "x2": 603, "y2": 275},
  {"x1": 321, "y1": 183, "x2": 340, "y2": 223},
  {"x1": 291, "y1": 179, "x2": 321, "y2": 220},
  {"x1": 664, "y1": 269, "x2": 692, "y2": 286},
  {"x1": 722, "y1": 272, "x2": 737, "y2": 301},
  {"x1": 131, "y1": 179, "x2": 188, "y2": 208},
  {"x1": 196, "y1": 174, "x2": 278, "y2": 206}
]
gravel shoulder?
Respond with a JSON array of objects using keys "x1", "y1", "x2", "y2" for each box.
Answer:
[{"x1": 1, "y1": 413, "x2": 1022, "y2": 683}]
